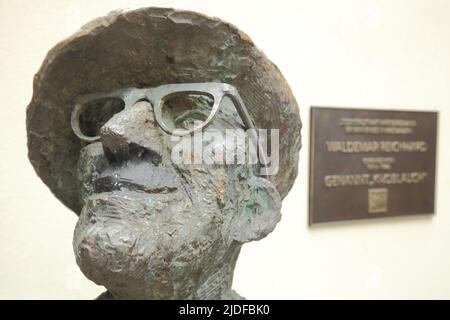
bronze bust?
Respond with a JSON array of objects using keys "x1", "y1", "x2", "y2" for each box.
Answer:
[{"x1": 26, "y1": 7, "x2": 301, "y2": 299}]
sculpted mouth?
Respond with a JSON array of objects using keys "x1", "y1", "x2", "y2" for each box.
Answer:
[{"x1": 93, "y1": 161, "x2": 179, "y2": 194}]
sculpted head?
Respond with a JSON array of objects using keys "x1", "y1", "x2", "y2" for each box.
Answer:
[{"x1": 26, "y1": 7, "x2": 301, "y2": 299}]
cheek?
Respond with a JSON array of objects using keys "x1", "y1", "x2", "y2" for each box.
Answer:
[{"x1": 210, "y1": 170, "x2": 226, "y2": 205}]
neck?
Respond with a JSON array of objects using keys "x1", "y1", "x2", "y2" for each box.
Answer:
[{"x1": 194, "y1": 242, "x2": 242, "y2": 299}]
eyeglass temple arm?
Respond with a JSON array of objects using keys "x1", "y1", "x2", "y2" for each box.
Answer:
[{"x1": 225, "y1": 89, "x2": 268, "y2": 172}]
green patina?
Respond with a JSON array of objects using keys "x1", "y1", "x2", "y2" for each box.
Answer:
[{"x1": 244, "y1": 189, "x2": 262, "y2": 217}]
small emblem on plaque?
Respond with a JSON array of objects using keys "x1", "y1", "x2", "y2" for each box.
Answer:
[{"x1": 368, "y1": 188, "x2": 388, "y2": 213}]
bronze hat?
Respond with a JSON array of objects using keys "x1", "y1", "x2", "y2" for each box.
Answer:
[{"x1": 26, "y1": 7, "x2": 302, "y2": 214}]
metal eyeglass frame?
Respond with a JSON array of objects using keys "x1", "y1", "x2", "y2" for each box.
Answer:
[{"x1": 71, "y1": 82, "x2": 267, "y2": 169}]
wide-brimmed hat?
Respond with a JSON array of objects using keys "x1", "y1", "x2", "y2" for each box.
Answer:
[{"x1": 26, "y1": 7, "x2": 301, "y2": 214}]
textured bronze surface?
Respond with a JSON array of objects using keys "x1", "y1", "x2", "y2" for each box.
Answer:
[
  {"x1": 309, "y1": 107, "x2": 437, "y2": 224},
  {"x1": 26, "y1": 7, "x2": 301, "y2": 215},
  {"x1": 26, "y1": 7, "x2": 301, "y2": 300}
]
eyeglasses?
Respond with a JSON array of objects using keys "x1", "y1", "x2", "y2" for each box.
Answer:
[
  {"x1": 71, "y1": 83, "x2": 257, "y2": 140},
  {"x1": 71, "y1": 82, "x2": 267, "y2": 169}
]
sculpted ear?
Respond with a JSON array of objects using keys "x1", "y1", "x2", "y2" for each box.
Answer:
[{"x1": 232, "y1": 176, "x2": 282, "y2": 243}]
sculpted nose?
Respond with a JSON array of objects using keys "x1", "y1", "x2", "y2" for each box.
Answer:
[{"x1": 99, "y1": 100, "x2": 163, "y2": 162}]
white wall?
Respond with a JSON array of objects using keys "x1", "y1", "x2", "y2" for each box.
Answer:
[{"x1": 0, "y1": 0, "x2": 449, "y2": 299}]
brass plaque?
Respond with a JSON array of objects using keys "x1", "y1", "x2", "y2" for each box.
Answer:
[{"x1": 309, "y1": 107, "x2": 438, "y2": 224}]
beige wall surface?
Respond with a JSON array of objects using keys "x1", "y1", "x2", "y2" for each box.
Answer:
[{"x1": 0, "y1": 0, "x2": 449, "y2": 299}]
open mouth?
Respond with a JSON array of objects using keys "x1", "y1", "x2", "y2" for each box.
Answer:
[{"x1": 93, "y1": 161, "x2": 179, "y2": 194}]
